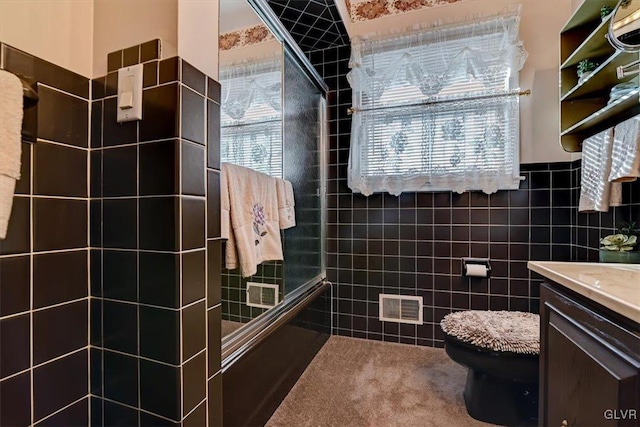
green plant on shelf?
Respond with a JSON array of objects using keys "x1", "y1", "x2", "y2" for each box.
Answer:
[
  {"x1": 577, "y1": 59, "x2": 599, "y2": 77},
  {"x1": 601, "y1": 5, "x2": 614, "y2": 19}
]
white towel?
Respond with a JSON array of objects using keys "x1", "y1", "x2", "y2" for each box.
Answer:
[
  {"x1": 221, "y1": 162, "x2": 283, "y2": 277},
  {"x1": 220, "y1": 167, "x2": 239, "y2": 270},
  {"x1": 0, "y1": 70, "x2": 24, "y2": 239},
  {"x1": 579, "y1": 128, "x2": 622, "y2": 212},
  {"x1": 609, "y1": 115, "x2": 640, "y2": 183},
  {"x1": 276, "y1": 178, "x2": 295, "y2": 229}
]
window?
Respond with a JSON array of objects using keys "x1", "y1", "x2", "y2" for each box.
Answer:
[
  {"x1": 220, "y1": 58, "x2": 283, "y2": 178},
  {"x1": 347, "y1": 9, "x2": 527, "y2": 195}
]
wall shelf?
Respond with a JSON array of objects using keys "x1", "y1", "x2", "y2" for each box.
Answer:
[
  {"x1": 559, "y1": 0, "x2": 640, "y2": 152},
  {"x1": 561, "y1": 15, "x2": 613, "y2": 70},
  {"x1": 561, "y1": 50, "x2": 638, "y2": 101},
  {"x1": 562, "y1": 0, "x2": 619, "y2": 32},
  {"x1": 562, "y1": 89, "x2": 640, "y2": 136}
]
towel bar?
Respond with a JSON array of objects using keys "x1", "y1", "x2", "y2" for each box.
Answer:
[
  {"x1": 18, "y1": 76, "x2": 39, "y2": 109},
  {"x1": 12, "y1": 74, "x2": 39, "y2": 144},
  {"x1": 347, "y1": 89, "x2": 532, "y2": 115}
]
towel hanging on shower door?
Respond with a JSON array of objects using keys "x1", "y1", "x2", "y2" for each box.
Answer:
[
  {"x1": 276, "y1": 178, "x2": 296, "y2": 229},
  {"x1": 221, "y1": 162, "x2": 284, "y2": 277}
]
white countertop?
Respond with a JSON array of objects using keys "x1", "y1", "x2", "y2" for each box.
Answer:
[{"x1": 527, "y1": 261, "x2": 640, "y2": 324}]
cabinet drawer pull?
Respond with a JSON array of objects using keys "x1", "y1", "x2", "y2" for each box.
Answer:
[{"x1": 561, "y1": 420, "x2": 568, "y2": 427}]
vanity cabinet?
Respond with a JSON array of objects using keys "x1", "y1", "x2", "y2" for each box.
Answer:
[
  {"x1": 559, "y1": 0, "x2": 640, "y2": 152},
  {"x1": 540, "y1": 283, "x2": 640, "y2": 427}
]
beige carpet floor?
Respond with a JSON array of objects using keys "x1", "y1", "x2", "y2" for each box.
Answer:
[
  {"x1": 222, "y1": 320, "x2": 245, "y2": 337},
  {"x1": 266, "y1": 336, "x2": 492, "y2": 427}
]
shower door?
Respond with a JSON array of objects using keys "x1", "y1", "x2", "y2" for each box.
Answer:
[{"x1": 282, "y1": 51, "x2": 326, "y2": 294}]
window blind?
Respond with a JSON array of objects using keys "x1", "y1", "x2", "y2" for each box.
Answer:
[
  {"x1": 220, "y1": 58, "x2": 283, "y2": 178},
  {"x1": 221, "y1": 120, "x2": 283, "y2": 178},
  {"x1": 347, "y1": 10, "x2": 527, "y2": 196}
]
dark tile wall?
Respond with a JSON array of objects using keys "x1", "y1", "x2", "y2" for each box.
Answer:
[
  {"x1": 221, "y1": 260, "x2": 284, "y2": 324},
  {"x1": 571, "y1": 160, "x2": 640, "y2": 261},
  {"x1": 90, "y1": 40, "x2": 222, "y2": 426},
  {"x1": 206, "y1": 63, "x2": 224, "y2": 427},
  {"x1": 267, "y1": 0, "x2": 349, "y2": 51},
  {"x1": 309, "y1": 43, "x2": 640, "y2": 348},
  {"x1": 0, "y1": 43, "x2": 90, "y2": 426}
]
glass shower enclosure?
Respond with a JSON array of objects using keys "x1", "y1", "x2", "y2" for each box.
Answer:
[{"x1": 282, "y1": 51, "x2": 326, "y2": 294}]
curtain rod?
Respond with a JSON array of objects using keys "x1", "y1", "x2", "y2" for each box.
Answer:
[
  {"x1": 347, "y1": 89, "x2": 531, "y2": 115},
  {"x1": 221, "y1": 117, "x2": 281, "y2": 129}
]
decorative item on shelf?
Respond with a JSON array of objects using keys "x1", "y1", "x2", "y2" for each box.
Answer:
[
  {"x1": 577, "y1": 59, "x2": 599, "y2": 84},
  {"x1": 599, "y1": 221, "x2": 640, "y2": 263},
  {"x1": 601, "y1": 5, "x2": 614, "y2": 20},
  {"x1": 608, "y1": 0, "x2": 640, "y2": 77},
  {"x1": 608, "y1": 77, "x2": 639, "y2": 103}
]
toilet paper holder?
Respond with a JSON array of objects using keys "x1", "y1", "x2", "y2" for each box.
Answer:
[{"x1": 461, "y1": 258, "x2": 491, "y2": 278}]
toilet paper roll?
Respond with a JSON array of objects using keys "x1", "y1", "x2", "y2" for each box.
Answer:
[{"x1": 465, "y1": 264, "x2": 488, "y2": 277}]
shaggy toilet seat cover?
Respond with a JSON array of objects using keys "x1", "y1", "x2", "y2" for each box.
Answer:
[{"x1": 440, "y1": 310, "x2": 540, "y2": 355}]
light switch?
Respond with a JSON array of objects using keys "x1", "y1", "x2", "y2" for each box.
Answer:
[
  {"x1": 119, "y1": 75, "x2": 134, "y2": 109},
  {"x1": 119, "y1": 91, "x2": 133, "y2": 109},
  {"x1": 117, "y1": 64, "x2": 143, "y2": 122}
]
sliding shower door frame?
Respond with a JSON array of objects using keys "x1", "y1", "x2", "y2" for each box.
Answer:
[
  {"x1": 221, "y1": 0, "x2": 329, "y2": 367},
  {"x1": 247, "y1": 0, "x2": 328, "y2": 94}
]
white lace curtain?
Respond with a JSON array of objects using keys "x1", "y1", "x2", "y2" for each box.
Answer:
[
  {"x1": 220, "y1": 58, "x2": 281, "y2": 121},
  {"x1": 220, "y1": 58, "x2": 283, "y2": 177},
  {"x1": 347, "y1": 9, "x2": 528, "y2": 196}
]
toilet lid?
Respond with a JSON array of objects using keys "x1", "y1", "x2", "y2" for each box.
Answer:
[{"x1": 440, "y1": 310, "x2": 540, "y2": 355}]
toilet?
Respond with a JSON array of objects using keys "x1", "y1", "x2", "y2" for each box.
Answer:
[{"x1": 440, "y1": 310, "x2": 540, "y2": 427}]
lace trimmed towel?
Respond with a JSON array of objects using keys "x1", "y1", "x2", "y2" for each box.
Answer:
[
  {"x1": 0, "y1": 70, "x2": 23, "y2": 239},
  {"x1": 276, "y1": 178, "x2": 295, "y2": 229},
  {"x1": 221, "y1": 163, "x2": 283, "y2": 278},
  {"x1": 220, "y1": 166, "x2": 238, "y2": 270},
  {"x1": 579, "y1": 128, "x2": 622, "y2": 212}
]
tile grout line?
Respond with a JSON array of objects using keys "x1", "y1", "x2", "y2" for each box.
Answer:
[
  {"x1": 99, "y1": 396, "x2": 181, "y2": 424},
  {"x1": 1, "y1": 346, "x2": 91, "y2": 385},
  {"x1": 99, "y1": 102, "x2": 106, "y2": 427},
  {"x1": 35, "y1": 82, "x2": 90, "y2": 102},
  {"x1": 136, "y1": 111, "x2": 141, "y2": 425},
  {"x1": 184, "y1": 396, "x2": 207, "y2": 422},
  {"x1": 203, "y1": 74, "x2": 210, "y2": 427},
  {"x1": 178, "y1": 70, "x2": 185, "y2": 423},
  {"x1": 33, "y1": 395, "x2": 88, "y2": 426},
  {"x1": 0, "y1": 296, "x2": 89, "y2": 320},
  {"x1": 29, "y1": 111, "x2": 35, "y2": 426},
  {"x1": 87, "y1": 76, "x2": 93, "y2": 427},
  {"x1": 96, "y1": 347, "x2": 183, "y2": 369},
  {"x1": 31, "y1": 137, "x2": 90, "y2": 151}
]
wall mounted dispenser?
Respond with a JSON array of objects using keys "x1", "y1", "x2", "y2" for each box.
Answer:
[{"x1": 462, "y1": 258, "x2": 492, "y2": 278}]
